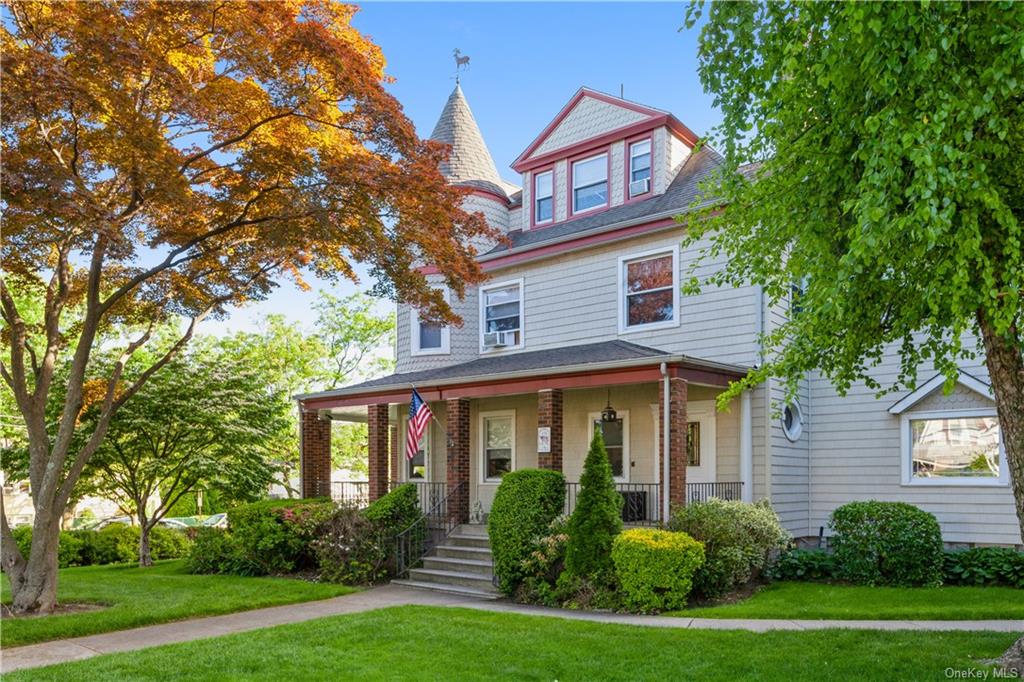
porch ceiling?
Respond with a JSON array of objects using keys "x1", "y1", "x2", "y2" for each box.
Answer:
[{"x1": 297, "y1": 340, "x2": 749, "y2": 410}]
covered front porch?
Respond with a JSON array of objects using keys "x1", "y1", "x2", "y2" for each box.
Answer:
[{"x1": 296, "y1": 341, "x2": 754, "y2": 525}]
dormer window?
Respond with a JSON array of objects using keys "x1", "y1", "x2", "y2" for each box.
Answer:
[
  {"x1": 572, "y1": 153, "x2": 608, "y2": 213},
  {"x1": 534, "y1": 170, "x2": 553, "y2": 225},
  {"x1": 629, "y1": 139, "x2": 652, "y2": 197}
]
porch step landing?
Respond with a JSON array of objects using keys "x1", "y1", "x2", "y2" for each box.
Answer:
[{"x1": 392, "y1": 524, "x2": 500, "y2": 600}]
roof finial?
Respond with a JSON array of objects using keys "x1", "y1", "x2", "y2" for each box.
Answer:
[{"x1": 453, "y1": 48, "x2": 470, "y2": 85}]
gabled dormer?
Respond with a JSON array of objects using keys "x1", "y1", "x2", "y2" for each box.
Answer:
[{"x1": 511, "y1": 88, "x2": 698, "y2": 231}]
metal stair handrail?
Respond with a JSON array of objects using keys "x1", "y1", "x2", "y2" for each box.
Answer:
[{"x1": 392, "y1": 481, "x2": 467, "y2": 577}]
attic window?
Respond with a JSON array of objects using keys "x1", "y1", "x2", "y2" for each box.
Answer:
[
  {"x1": 534, "y1": 170, "x2": 553, "y2": 224},
  {"x1": 629, "y1": 139, "x2": 652, "y2": 197},
  {"x1": 572, "y1": 153, "x2": 608, "y2": 213}
]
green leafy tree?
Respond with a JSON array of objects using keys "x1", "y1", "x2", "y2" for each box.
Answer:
[
  {"x1": 564, "y1": 429, "x2": 623, "y2": 581},
  {"x1": 77, "y1": 338, "x2": 288, "y2": 566},
  {"x1": 685, "y1": 2, "x2": 1024, "y2": 542}
]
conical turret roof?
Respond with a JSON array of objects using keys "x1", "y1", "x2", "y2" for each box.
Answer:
[{"x1": 430, "y1": 84, "x2": 510, "y2": 196}]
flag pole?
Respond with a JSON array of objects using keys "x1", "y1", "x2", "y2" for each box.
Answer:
[{"x1": 410, "y1": 384, "x2": 447, "y2": 433}]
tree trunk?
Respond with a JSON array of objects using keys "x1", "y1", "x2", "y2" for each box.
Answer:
[
  {"x1": 7, "y1": 518, "x2": 61, "y2": 614},
  {"x1": 138, "y1": 521, "x2": 154, "y2": 567},
  {"x1": 977, "y1": 311, "x2": 1024, "y2": 544}
]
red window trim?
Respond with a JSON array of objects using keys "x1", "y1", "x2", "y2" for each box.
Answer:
[
  {"x1": 530, "y1": 166, "x2": 556, "y2": 229},
  {"x1": 623, "y1": 134, "x2": 654, "y2": 205},
  {"x1": 569, "y1": 148, "x2": 611, "y2": 218}
]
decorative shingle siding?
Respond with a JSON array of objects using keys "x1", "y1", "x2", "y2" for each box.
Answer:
[
  {"x1": 531, "y1": 96, "x2": 649, "y2": 158},
  {"x1": 669, "y1": 133, "x2": 692, "y2": 180},
  {"x1": 609, "y1": 140, "x2": 625, "y2": 207},
  {"x1": 521, "y1": 172, "x2": 532, "y2": 230},
  {"x1": 911, "y1": 382, "x2": 995, "y2": 412},
  {"x1": 554, "y1": 160, "x2": 568, "y2": 223},
  {"x1": 395, "y1": 284, "x2": 479, "y2": 374},
  {"x1": 652, "y1": 127, "x2": 670, "y2": 195},
  {"x1": 808, "y1": 346, "x2": 1017, "y2": 546}
]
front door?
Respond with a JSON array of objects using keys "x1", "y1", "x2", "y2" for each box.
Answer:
[{"x1": 685, "y1": 401, "x2": 717, "y2": 483}]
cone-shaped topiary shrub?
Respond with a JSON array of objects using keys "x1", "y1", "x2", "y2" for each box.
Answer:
[{"x1": 564, "y1": 428, "x2": 623, "y2": 581}]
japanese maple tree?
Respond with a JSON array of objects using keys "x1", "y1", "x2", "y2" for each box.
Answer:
[{"x1": 0, "y1": 0, "x2": 492, "y2": 613}]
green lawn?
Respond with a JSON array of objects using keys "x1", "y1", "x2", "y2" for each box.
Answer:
[
  {"x1": 1, "y1": 560, "x2": 355, "y2": 648},
  {"x1": 667, "y1": 581, "x2": 1024, "y2": 620},
  {"x1": 8, "y1": 605, "x2": 1017, "y2": 681}
]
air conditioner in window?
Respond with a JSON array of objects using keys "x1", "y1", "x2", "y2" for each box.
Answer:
[
  {"x1": 483, "y1": 330, "x2": 516, "y2": 348},
  {"x1": 629, "y1": 178, "x2": 650, "y2": 197}
]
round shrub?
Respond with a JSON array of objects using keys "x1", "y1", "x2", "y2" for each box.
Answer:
[
  {"x1": 227, "y1": 498, "x2": 335, "y2": 575},
  {"x1": 612, "y1": 528, "x2": 705, "y2": 612},
  {"x1": 564, "y1": 429, "x2": 622, "y2": 581},
  {"x1": 829, "y1": 501, "x2": 943, "y2": 587},
  {"x1": 184, "y1": 527, "x2": 244, "y2": 574},
  {"x1": 312, "y1": 506, "x2": 389, "y2": 585},
  {"x1": 8, "y1": 526, "x2": 89, "y2": 568},
  {"x1": 363, "y1": 483, "x2": 423, "y2": 540},
  {"x1": 149, "y1": 526, "x2": 191, "y2": 560},
  {"x1": 669, "y1": 498, "x2": 789, "y2": 599},
  {"x1": 92, "y1": 524, "x2": 140, "y2": 565},
  {"x1": 488, "y1": 469, "x2": 566, "y2": 594}
]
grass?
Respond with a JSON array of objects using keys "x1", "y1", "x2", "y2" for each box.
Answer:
[
  {"x1": 666, "y1": 581, "x2": 1024, "y2": 620},
  {"x1": 7, "y1": 605, "x2": 1017, "y2": 681},
  {"x1": 1, "y1": 560, "x2": 355, "y2": 648}
]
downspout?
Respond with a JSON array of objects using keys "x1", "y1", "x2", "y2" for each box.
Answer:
[
  {"x1": 758, "y1": 285, "x2": 773, "y2": 501},
  {"x1": 661, "y1": 361, "x2": 670, "y2": 522}
]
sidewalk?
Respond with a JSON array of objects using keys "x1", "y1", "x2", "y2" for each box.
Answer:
[{"x1": 4, "y1": 584, "x2": 1022, "y2": 674}]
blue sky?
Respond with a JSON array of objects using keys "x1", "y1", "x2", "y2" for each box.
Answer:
[{"x1": 208, "y1": 2, "x2": 717, "y2": 335}]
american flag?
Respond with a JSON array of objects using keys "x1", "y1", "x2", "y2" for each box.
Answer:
[{"x1": 406, "y1": 388, "x2": 433, "y2": 460}]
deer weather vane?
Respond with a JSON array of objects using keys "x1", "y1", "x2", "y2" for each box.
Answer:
[{"x1": 453, "y1": 48, "x2": 470, "y2": 83}]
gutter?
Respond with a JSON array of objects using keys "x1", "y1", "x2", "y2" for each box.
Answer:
[
  {"x1": 661, "y1": 362, "x2": 671, "y2": 523},
  {"x1": 295, "y1": 352, "x2": 750, "y2": 403}
]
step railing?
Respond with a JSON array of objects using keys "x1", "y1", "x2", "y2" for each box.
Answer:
[{"x1": 393, "y1": 481, "x2": 467, "y2": 578}]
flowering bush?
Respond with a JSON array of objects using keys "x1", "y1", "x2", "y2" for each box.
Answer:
[
  {"x1": 312, "y1": 506, "x2": 390, "y2": 585},
  {"x1": 226, "y1": 498, "x2": 335, "y2": 575}
]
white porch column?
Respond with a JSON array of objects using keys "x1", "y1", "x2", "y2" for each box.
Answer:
[{"x1": 740, "y1": 389, "x2": 753, "y2": 502}]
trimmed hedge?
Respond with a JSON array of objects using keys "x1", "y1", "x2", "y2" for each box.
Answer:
[
  {"x1": 829, "y1": 501, "x2": 943, "y2": 587},
  {"x1": 669, "y1": 498, "x2": 789, "y2": 599},
  {"x1": 612, "y1": 528, "x2": 705, "y2": 612},
  {"x1": 943, "y1": 547, "x2": 1024, "y2": 588},
  {"x1": 227, "y1": 498, "x2": 335, "y2": 575},
  {"x1": 564, "y1": 429, "x2": 622, "y2": 581},
  {"x1": 8, "y1": 524, "x2": 191, "y2": 568},
  {"x1": 488, "y1": 469, "x2": 567, "y2": 594}
]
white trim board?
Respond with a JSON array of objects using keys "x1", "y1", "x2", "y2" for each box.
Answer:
[{"x1": 887, "y1": 372, "x2": 994, "y2": 415}]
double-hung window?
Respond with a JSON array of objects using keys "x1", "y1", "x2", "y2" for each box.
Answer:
[
  {"x1": 534, "y1": 170, "x2": 553, "y2": 225},
  {"x1": 405, "y1": 419, "x2": 429, "y2": 480},
  {"x1": 629, "y1": 139, "x2": 652, "y2": 197},
  {"x1": 480, "y1": 280, "x2": 523, "y2": 349},
  {"x1": 481, "y1": 411, "x2": 515, "y2": 482},
  {"x1": 572, "y1": 153, "x2": 608, "y2": 213},
  {"x1": 619, "y1": 246, "x2": 680, "y2": 332},
  {"x1": 410, "y1": 288, "x2": 450, "y2": 356},
  {"x1": 589, "y1": 412, "x2": 629, "y2": 481},
  {"x1": 901, "y1": 409, "x2": 1006, "y2": 486}
]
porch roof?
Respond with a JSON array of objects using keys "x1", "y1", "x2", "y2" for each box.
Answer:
[{"x1": 296, "y1": 341, "x2": 749, "y2": 410}]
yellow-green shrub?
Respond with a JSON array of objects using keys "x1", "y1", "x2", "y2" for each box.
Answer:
[{"x1": 611, "y1": 528, "x2": 705, "y2": 612}]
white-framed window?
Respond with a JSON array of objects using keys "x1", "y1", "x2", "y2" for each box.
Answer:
[
  {"x1": 781, "y1": 402, "x2": 803, "y2": 442},
  {"x1": 589, "y1": 411, "x2": 630, "y2": 481},
  {"x1": 403, "y1": 417, "x2": 430, "y2": 481},
  {"x1": 572, "y1": 153, "x2": 608, "y2": 213},
  {"x1": 479, "y1": 279, "x2": 524, "y2": 351},
  {"x1": 900, "y1": 408, "x2": 1007, "y2": 487},
  {"x1": 410, "y1": 288, "x2": 451, "y2": 356},
  {"x1": 617, "y1": 246, "x2": 680, "y2": 333},
  {"x1": 480, "y1": 410, "x2": 515, "y2": 483},
  {"x1": 534, "y1": 170, "x2": 553, "y2": 225},
  {"x1": 628, "y1": 139, "x2": 652, "y2": 197}
]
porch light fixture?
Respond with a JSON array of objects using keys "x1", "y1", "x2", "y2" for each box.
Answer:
[{"x1": 601, "y1": 391, "x2": 618, "y2": 423}]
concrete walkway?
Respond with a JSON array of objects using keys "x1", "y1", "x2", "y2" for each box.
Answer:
[{"x1": 3, "y1": 584, "x2": 1022, "y2": 674}]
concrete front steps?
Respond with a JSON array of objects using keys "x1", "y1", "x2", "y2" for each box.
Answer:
[{"x1": 392, "y1": 524, "x2": 501, "y2": 600}]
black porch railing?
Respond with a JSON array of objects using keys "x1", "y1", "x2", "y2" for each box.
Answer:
[
  {"x1": 393, "y1": 481, "x2": 466, "y2": 578},
  {"x1": 390, "y1": 480, "x2": 447, "y2": 513},
  {"x1": 564, "y1": 481, "x2": 745, "y2": 525}
]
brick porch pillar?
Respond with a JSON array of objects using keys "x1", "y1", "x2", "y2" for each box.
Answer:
[
  {"x1": 658, "y1": 377, "x2": 689, "y2": 508},
  {"x1": 389, "y1": 424, "x2": 400, "y2": 483},
  {"x1": 368, "y1": 404, "x2": 389, "y2": 501},
  {"x1": 446, "y1": 398, "x2": 470, "y2": 524},
  {"x1": 300, "y1": 409, "x2": 331, "y2": 498},
  {"x1": 537, "y1": 389, "x2": 563, "y2": 471}
]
